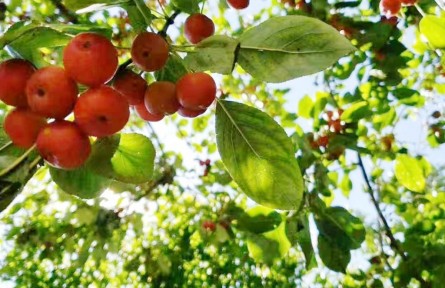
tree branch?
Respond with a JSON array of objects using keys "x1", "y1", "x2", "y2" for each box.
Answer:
[
  {"x1": 158, "y1": 10, "x2": 180, "y2": 38},
  {"x1": 49, "y1": 0, "x2": 78, "y2": 24},
  {"x1": 357, "y1": 153, "x2": 408, "y2": 260}
]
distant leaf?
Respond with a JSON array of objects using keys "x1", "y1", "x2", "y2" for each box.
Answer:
[
  {"x1": 419, "y1": 15, "x2": 445, "y2": 49},
  {"x1": 216, "y1": 100, "x2": 304, "y2": 210},
  {"x1": 185, "y1": 35, "x2": 239, "y2": 75},
  {"x1": 63, "y1": 0, "x2": 124, "y2": 11},
  {"x1": 122, "y1": 4, "x2": 147, "y2": 33},
  {"x1": 394, "y1": 155, "x2": 426, "y2": 193},
  {"x1": 49, "y1": 166, "x2": 110, "y2": 199},
  {"x1": 155, "y1": 54, "x2": 189, "y2": 82},
  {"x1": 246, "y1": 220, "x2": 291, "y2": 265},
  {"x1": 172, "y1": 0, "x2": 200, "y2": 14},
  {"x1": 237, "y1": 15, "x2": 356, "y2": 83},
  {"x1": 340, "y1": 101, "x2": 372, "y2": 122},
  {"x1": 236, "y1": 206, "x2": 282, "y2": 234},
  {"x1": 298, "y1": 95, "x2": 314, "y2": 119},
  {"x1": 318, "y1": 234, "x2": 351, "y2": 273},
  {"x1": 315, "y1": 206, "x2": 365, "y2": 250}
]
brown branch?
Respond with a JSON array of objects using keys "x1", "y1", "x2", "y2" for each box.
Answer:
[{"x1": 49, "y1": 0, "x2": 78, "y2": 24}]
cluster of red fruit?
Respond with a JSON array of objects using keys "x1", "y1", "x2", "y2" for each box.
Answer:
[
  {"x1": 0, "y1": 30, "x2": 217, "y2": 170},
  {"x1": 380, "y1": 0, "x2": 417, "y2": 16}
]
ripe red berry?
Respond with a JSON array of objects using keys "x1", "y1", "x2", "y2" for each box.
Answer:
[
  {"x1": 202, "y1": 220, "x2": 216, "y2": 232},
  {"x1": 184, "y1": 13, "x2": 215, "y2": 44},
  {"x1": 0, "y1": 59, "x2": 35, "y2": 107},
  {"x1": 380, "y1": 0, "x2": 402, "y2": 16},
  {"x1": 63, "y1": 32, "x2": 118, "y2": 87},
  {"x1": 131, "y1": 32, "x2": 169, "y2": 72},
  {"x1": 178, "y1": 106, "x2": 206, "y2": 118},
  {"x1": 144, "y1": 81, "x2": 179, "y2": 115},
  {"x1": 112, "y1": 69, "x2": 147, "y2": 105},
  {"x1": 176, "y1": 72, "x2": 216, "y2": 110},
  {"x1": 134, "y1": 103, "x2": 164, "y2": 122},
  {"x1": 317, "y1": 135, "x2": 330, "y2": 148},
  {"x1": 401, "y1": 0, "x2": 416, "y2": 5},
  {"x1": 74, "y1": 86, "x2": 130, "y2": 137},
  {"x1": 26, "y1": 66, "x2": 78, "y2": 119},
  {"x1": 36, "y1": 121, "x2": 91, "y2": 170},
  {"x1": 4, "y1": 108, "x2": 47, "y2": 149},
  {"x1": 227, "y1": 0, "x2": 249, "y2": 9}
]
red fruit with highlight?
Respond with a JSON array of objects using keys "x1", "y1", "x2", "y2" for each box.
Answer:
[
  {"x1": 4, "y1": 108, "x2": 47, "y2": 149},
  {"x1": 178, "y1": 106, "x2": 206, "y2": 118},
  {"x1": 176, "y1": 72, "x2": 216, "y2": 110},
  {"x1": 26, "y1": 66, "x2": 78, "y2": 119},
  {"x1": 112, "y1": 69, "x2": 147, "y2": 105},
  {"x1": 64, "y1": 32, "x2": 118, "y2": 87},
  {"x1": 144, "y1": 81, "x2": 179, "y2": 115},
  {"x1": 36, "y1": 121, "x2": 91, "y2": 170},
  {"x1": 131, "y1": 32, "x2": 169, "y2": 72},
  {"x1": 184, "y1": 13, "x2": 215, "y2": 44},
  {"x1": 134, "y1": 103, "x2": 164, "y2": 122},
  {"x1": 380, "y1": 0, "x2": 401, "y2": 16},
  {"x1": 0, "y1": 59, "x2": 35, "y2": 107},
  {"x1": 74, "y1": 86, "x2": 130, "y2": 137}
]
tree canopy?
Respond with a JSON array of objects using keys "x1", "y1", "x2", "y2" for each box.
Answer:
[{"x1": 1, "y1": 0, "x2": 445, "y2": 287}]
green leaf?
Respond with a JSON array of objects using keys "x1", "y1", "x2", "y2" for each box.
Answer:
[
  {"x1": 63, "y1": 0, "x2": 124, "y2": 11},
  {"x1": 172, "y1": 0, "x2": 200, "y2": 14},
  {"x1": 315, "y1": 206, "x2": 366, "y2": 250},
  {"x1": 419, "y1": 15, "x2": 445, "y2": 49},
  {"x1": 123, "y1": 4, "x2": 147, "y2": 33},
  {"x1": 88, "y1": 134, "x2": 155, "y2": 184},
  {"x1": 298, "y1": 95, "x2": 314, "y2": 119},
  {"x1": 318, "y1": 234, "x2": 351, "y2": 273},
  {"x1": 340, "y1": 101, "x2": 372, "y2": 122},
  {"x1": 215, "y1": 100, "x2": 304, "y2": 210},
  {"x1": 49, "y1": 166, "x2": 110, "y2": 199},
  {"x1": 286, "y1": 214, "x2": 317, "y2": 270},
  {"x1": 246, "y1": 220, "x2": 291, "y2": 265},
  {"x1": 394, "y1": 155, "x2": 426, "y2": 193},
  {"x1": 184, "y1": 35, "x2": 239, "y2": 75},
  {"x1": 236, "y1": 206, "x2": 282, "y2": 234},
  {"x1": 155, "y1": 54, "x2": 189, "y2": 82},
  {"x1": 237, "y1": 15, "x2": 356, "y2": 83}
]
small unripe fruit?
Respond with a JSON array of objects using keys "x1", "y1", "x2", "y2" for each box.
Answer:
[
  {"x1": 176, "y1": 72, "x2": 216, "y2": 110},
  {"x1": 112, "y1": 69, "x2": 147, "y2": 105},
  {"x1": 144, "y1": 81, "x2": 179, "y2": 115},
  {"x1": 0, "y1": 59, "x2": 35, "y2": 107},
  {"x1": 184, "y1": 13, "x2": 215, "y2": 44},
  {"x1": 36, "y1": 121, "x2": 91, "y2": 170},
  {"x1": 4, "y1": 108, "x2": 47, "y2": 149},
  {"x1": 64, "y1": 32, "x2": 118, "y2": 87},
  {"x1": 131, "y1": 32, "x2": 169, "y2": 72},
  {"x1": 178, "y1": 106, "x2": 206, "y2": 118},
  {"x1": 26, "y1": 66, "x2": 78, "y2": 119},
  {"x1": 134, "y1": 103, "x2": 164, "y2": 122},
  {"x1": 74, "y1": 86, "x2": 130, "y2": 137},
  {"x1": 227, "y1": 0, "x2": 249, "y2": 9}
]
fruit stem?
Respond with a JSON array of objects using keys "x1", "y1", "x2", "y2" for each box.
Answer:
[
  {"x1": 0, "y1": 145, "x2": 36, "y2": 178},
  {"x1": 0, "y1": 141, "x2": 12, "y2": 153},
  {"x1": 158, "y1": 10, "x2": 181, "y2": 38}
]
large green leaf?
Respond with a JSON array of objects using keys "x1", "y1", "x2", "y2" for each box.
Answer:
[
  {"x1": 88, "y1": 133, "x2": 155, "y2": 184},
  {"x1": 314, "y1": 206, "x2": 365, "y2": 250},
  {"x1": 237, "y1": 15, "x2": 356, "y2": 83},
  {"x1": 246, "y1": 220, "x2": 291, "y2": 265},
  {"x1": 236, "y1": 206, "x2": 283, "y2": 234},
  {"x1": 49, "y1": 166, "x2": 110, "y2": 199},
  {"x1": 394, "y1": 154, "x2": 426, "y2": 193},
  {"x1": 184, "y1": 35, "x2": 239, "y2": 75},
  {"x1": 419, "y1": 15, "x2": 445, "y2": 49},
  {"x1": 318, "y1": 234, "x2": 351, "y2": 273},
  {"x1": 215, "y1": 100, "x2": 304, "y2": 210},
  {"x1": 172, "y1": 0, "x2": 200, "y2": 14}
]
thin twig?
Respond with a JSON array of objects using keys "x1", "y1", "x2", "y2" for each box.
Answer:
[
  {"x1": 158, "y1": 10, "x2": 181, "y2": 38},
  {"x1": 357, "y1": 153, "x2": 407, "y2": 260}
]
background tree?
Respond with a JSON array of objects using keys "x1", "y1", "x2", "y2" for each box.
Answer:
[{"x1": 0, "y1": 0, "x2": 444, "y2": 287}]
